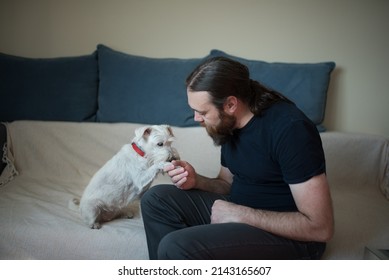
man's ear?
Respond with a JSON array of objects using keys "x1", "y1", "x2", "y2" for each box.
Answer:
[{"x1": 224, "y1": 96, "x2": 238, "y2": 113}]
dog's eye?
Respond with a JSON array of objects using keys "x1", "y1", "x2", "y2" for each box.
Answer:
[{"x1": 157, "y1": 142, "x2": 164, "y2": 147}]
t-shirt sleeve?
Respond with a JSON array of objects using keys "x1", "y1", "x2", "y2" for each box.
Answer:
[{"x1": 273, "y1": 119, "x2": 326, "y2": 184}]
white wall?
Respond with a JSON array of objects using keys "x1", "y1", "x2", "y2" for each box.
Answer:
[{"x1": 1, "y1": 0, "x2": 388, "y2": 136}]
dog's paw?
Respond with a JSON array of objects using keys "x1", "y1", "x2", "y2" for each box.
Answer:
[
  {"x1": 91, "y1": 222, "x2": 101, "y2": 229},
  {"x1": 126, "y1": 211, "x2": 134, "y2": 219},
  {"x1": 155, "y1": 162, "x2": 168, "y2": 170},
  {"x1": 158, "y1": 162, "x2": 173, "y2": 175}
]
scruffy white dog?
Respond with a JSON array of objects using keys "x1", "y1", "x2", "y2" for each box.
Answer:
[{"x1": 73, "y1": 125, "x2": 179, "y2": 229}]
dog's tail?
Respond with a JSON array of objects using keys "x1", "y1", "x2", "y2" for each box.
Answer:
[{"x1": 68, "y1": 198, "x2": 80, "y2": 211}]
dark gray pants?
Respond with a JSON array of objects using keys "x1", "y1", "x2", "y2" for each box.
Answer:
[{"x1": 141, "y1": 184, "x2": 326, "y2": 260}]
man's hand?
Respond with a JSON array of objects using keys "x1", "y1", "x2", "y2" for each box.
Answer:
[
  {"x1": 211, "y1": 200, "x2": 248, "y2": 224},
  {"x1": 164, "y1": 162, "x2": 232, "y2": 195},
  {"x1": 164, "y1": 160, "x2": 196, "y2": 190}
]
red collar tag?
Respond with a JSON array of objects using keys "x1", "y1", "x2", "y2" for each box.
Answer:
[{"x1": 131, "y1": 142, "x2": 145, "y2": 157}]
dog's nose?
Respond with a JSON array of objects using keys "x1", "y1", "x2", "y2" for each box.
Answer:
[
  {"x1": 167, "y1": 148, "x2": 180, "y2": 162},
  {"x1": 167, "y1": 155, "x2": 178, "y2": 162},
  {"x1": 168, "y1": 151, "x2": 180, "y2": 162}
]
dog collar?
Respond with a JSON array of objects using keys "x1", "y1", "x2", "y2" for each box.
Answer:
[{"x1": 131, "y1": 142, "x2": 145, "y2": 157}]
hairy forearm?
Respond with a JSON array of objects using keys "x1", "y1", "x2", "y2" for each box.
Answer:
[
  {"x1": 211, "y1": 200, "x2": 333, "y2": 242},
  {"x1": 247, "y1": 208, "x2": 330, "y2": 242},
  {"x1": 195, "y1": 174, "x2": 231, "y2": 195},
  {"x1": 211, "y1": 174, "x2": 334, "y2": 242}
]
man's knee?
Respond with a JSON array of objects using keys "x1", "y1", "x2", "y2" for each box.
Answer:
[
  {"x1": 157, "y1": 230, "x2": 191, "y2": 260},
  {"x1": 157, "y1": 226, "x2": 213, "y2": 260},
  {"x1": 141, "y1": 184, "x2": 173, "y2": 210}
]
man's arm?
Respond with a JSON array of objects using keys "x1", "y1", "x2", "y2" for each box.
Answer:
[
  {"x1": 165, "y1": 161, "x2": 232, "y2": 195},
  {"x1": 194, "y1": 166, "x2": 232, "y2": 194},
  {"x1": 211, "y1": 173, "x2": 334, "y2": 242}
]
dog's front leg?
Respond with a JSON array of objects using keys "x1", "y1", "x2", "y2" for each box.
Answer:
[{"x1": 134, "y1": 162, "x2": 165, "y2": 189}]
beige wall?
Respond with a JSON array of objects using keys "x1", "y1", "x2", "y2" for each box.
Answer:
[{"x1": 1, "y1": 0, "x2": 388, "y2": 136}]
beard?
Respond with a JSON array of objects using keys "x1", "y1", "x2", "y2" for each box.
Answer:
[{"x1": 202, "y1": 111, "x2": 236, "y2": 146}]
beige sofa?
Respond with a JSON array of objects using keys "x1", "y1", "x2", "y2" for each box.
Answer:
[{"x1": 0, "y1": 121, "x2": 388, "y2": 259}]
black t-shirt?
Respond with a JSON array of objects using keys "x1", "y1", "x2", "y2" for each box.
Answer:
[{"x1": 221, "y1": 101, "x2": 326, "y2": 212}]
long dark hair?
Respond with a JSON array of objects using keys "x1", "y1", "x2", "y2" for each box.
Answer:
[{"x1": 186, "y1": 56, "x2": 292, "y2": 115}]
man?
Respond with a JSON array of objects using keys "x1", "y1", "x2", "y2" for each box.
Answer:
[{"x1": 141, "y1": 56, "x2": 334, "y2": 260}]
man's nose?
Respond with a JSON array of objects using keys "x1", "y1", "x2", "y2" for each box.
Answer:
[{"x1": 194, "y1": 111, "x2": 203, "y2": 122}]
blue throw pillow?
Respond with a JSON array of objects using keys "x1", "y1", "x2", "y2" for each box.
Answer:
[
  {"x1": 210, "y1": 50, "x2": 335, "y2": 131},
  {"x1": 97, "y1": 44, "x2": 208, "y2": 126},
  {"x1": 0, "y1": 51, "x2": 98, "y2": 122}
]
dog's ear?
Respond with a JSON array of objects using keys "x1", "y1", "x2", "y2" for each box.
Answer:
[
  {"x1": 143, "y1": 128, "x2": 152, "y2": 140},
  {"x1": 135, "y1": 126, "x2": 152, "y2": 141},
  {"x1": 166, "y1": 126, "x2": 174, "y2": 137}
]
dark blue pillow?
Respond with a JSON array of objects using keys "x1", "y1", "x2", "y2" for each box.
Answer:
[
  {"x1": 0, "y1": 51, "x2": 98, "y2": 122},
  {"x1": 210, "y1": 50, "x2": 335, "y2": 131},
  {"x1": 97, "y1": 44, "x2": 208, "y2": 127}
]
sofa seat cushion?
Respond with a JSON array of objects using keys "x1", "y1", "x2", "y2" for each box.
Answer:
[
  {"x1": 0, "y1": 121, "x2": 220, "y2": 259},
  {"x1": 1, "y1": 121, "x2": 387, "y2": 260},
  {"x1": 322, "y1": 183, "x2": 389, "y2": 259},
  {"x1": 320, "y1": 132, "x2": 389, "y2": 259}
]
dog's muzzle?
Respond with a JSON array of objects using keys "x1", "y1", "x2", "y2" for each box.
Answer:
[
  {"x1": 168, "y1": 148, "x2": 180, "y2": 162},
  {"x1": 167, "y1": 154, "x2": 179, "y2": 162}
]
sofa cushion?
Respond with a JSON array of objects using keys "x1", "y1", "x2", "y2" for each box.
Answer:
[
  {"x1": 210, "y1": 50, "x2": 335, "y2": 131},
  {"x1": 0, "y1": 52, "x2": 98, "y2": 122},
  {"x1": 96, "y1": 44, "x2": 208, "y2": 127}
]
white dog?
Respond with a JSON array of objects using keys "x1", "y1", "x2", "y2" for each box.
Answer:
[{"x1": 73, "y1": 125, "x2": 179, "y2": 229}]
